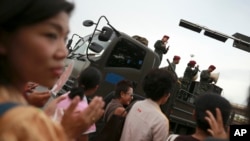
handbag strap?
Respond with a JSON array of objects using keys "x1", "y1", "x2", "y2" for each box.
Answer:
[{"x1": 0, "y1": 102, "x2": 19, "y2": 116}]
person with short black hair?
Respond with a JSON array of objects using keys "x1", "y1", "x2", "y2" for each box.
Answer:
[
  {"x1": 103, "y1": 80, "x2": 134, "y2": 122},
  {"x1": 203, "y1": 85, "x2": 250, "y2": 141},
  {"x1": 167, "y1": 93, "x2": 232, "y2": 141}
]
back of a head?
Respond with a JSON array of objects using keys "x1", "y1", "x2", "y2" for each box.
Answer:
[
  {"x1": 142, "y1": 68, "x2": 176, "y2": 101},
  {"x1": 68, "y1": 67, "x2": 102, "y2": 100},
  {"x1": 78, "y1": 67, "x2": 102, "y2": 90},
  {"x1": 194, "y1": 93, "x2": 232, "y2": 132}
]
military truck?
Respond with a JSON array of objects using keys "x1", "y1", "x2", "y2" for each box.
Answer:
[
  {"x1": 61, "y1": 16, "x2": 160, "y2": 97},
  {"x1": 59, "y1": 16, "x2": 224, "y2": 136}
]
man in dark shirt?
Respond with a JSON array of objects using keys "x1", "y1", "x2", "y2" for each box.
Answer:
[{"x1": 154, "y1": 35, "x2": 170, "y2": 62}]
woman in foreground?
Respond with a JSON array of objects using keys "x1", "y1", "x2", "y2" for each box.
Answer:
[{"x1": 0, "y1": 0, "x2": 104, "y2": 140}]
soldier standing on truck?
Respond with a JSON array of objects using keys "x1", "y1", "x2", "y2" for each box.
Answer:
[
  {"x1": 162, "y1": 55, "x2": 181, "y2": 75},
  {"x1": 197, "y1": 65, "x2": 216, "y2": 95},
  {"x1": 181, "y1": 60, "x2": 199, "y2": 90},
  {"x1": 161, "y1": 55, "x2": 181, "y2": 85},
  {"x1": 154, "y1": 35, "x2": 170, "y2": 62},
  {"x1": 179, "y1": 60, "x2": 199, "y2": 101}
]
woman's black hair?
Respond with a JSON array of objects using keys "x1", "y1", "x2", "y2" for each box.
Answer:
[
  {"x1": 68, "y1": 67, "x2": 102, "y2": 100},
  {"x1": 78, "y1": 67, "x2": 102, "y2": 90},
  {"x1": 68, "y1": 87, "x2": 85, "y2": 100},
  {"x1": 0, "y1": 0, "x2": 74, "y2": 85},
  {"x1": 0, "y1": 0, "x2": 74, "y2": 32}
]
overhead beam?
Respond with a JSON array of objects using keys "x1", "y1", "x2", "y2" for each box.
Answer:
[
  {"x1": 232, "y1": 33, "x2": 250, "y2": 52},
  {"x1": 179, "y1": 19, "x2": 202, "y2": 33},
  {"x1": 179, "y1": 19, "x2": 250, "y2": 53},
  {"x1": 204, "y1": 29, "x2": 228, "y2": 42}
]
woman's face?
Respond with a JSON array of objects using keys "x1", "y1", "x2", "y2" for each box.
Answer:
[
  {"x1": 121, "y1": 87, "x2": 133, "y2": 105},
  {"x1": 3, "y1": 11, "x2": 70, "y2": 88}
]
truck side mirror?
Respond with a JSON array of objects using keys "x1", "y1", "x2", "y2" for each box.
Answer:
[
  {"x1": 89, "y1": 42, "x2": 103, "y2": 53},
  {"x1": 83, "y1": 20, "x2": 95, "y2": 27},
  {"x1": 98, "y1": 26, "x2": 113, "y2": 41}
]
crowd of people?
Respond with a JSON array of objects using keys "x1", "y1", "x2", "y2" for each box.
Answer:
[{"x1": 0, "y1": 0, "x2": 249, "y2": 141}]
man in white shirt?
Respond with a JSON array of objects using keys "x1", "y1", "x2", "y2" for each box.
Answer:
[{"x1": 120, "y1": 68, "x2": 176, "y2": 141}]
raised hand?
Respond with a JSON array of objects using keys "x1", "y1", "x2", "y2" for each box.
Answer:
[{"x1": 205, "y1": 108, "x2": 229, "y2": 139}]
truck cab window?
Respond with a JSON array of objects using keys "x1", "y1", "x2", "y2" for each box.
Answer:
[{"x1": 106, "y1": 39, "x2": 146, "y2": 69}]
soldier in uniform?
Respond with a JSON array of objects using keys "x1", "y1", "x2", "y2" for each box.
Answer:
[
  {"x1": 197, "y1": 65, "x2": 216, "y2": 95},
  {"x1": 180, "y1": 60, "x2": 199, "y2": 101},
  {"x1": 166, "y1": 55, "x2": 181, "y2": 73},
  {"x1": 154, "y1": 35, "x2": 170, "y2": 62},
  {"x1": 182, "y1": 60, "x2": 199, "y2": 90}
]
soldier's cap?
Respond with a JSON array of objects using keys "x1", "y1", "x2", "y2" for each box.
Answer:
[
  {"x1": 173, "y1": 55, "x2": 181, "y2": 61},
  {"x1": 209, "y1": 65, "x2": 216, "y2": 70},
  {"x1": 163, "y1": 35, "x2": 170, "y2": 39},
  {"x1": 188, "y1": 60, "x2": 196, "y2": 66}
]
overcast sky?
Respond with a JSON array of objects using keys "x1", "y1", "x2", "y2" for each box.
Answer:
[{"x1": 68, "y1": 0, "x2": 250, "y2": 106}]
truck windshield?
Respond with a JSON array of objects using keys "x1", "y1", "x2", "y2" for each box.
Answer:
[{"x1": 70, "y1": 33, "x2": 114, "y2": 60}]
